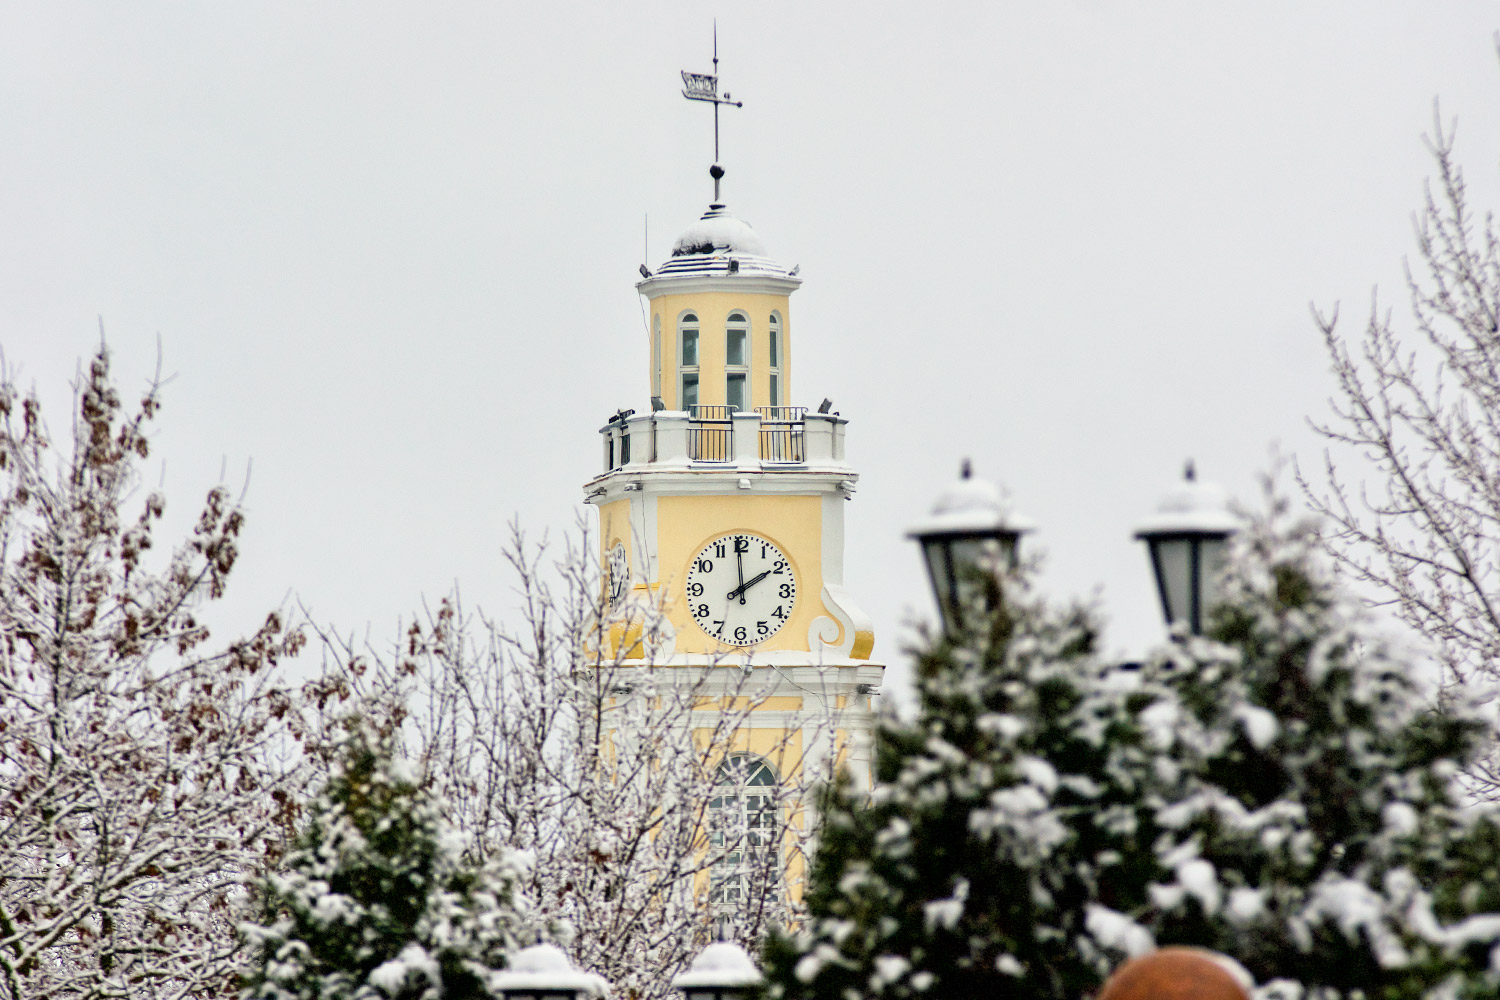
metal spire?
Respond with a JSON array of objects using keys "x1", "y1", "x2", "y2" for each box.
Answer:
[{"x1": 681, "y1": 21, "x2": 742, "y2": 203}]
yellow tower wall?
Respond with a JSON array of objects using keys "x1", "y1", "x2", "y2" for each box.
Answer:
[{"x1": 651, "y1": 290, "x2": 791, "y2": 410}]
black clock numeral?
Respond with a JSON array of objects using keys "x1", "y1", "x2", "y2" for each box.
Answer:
[
  {"x1": 696, "y1": 558, "x2": 714, "y2": 573},
  {"x1": 734, "y1": 537, "x2": 749, "y2": 553},
  {"x1": 772, "y1": 606, "x2": 786, "y2": 619},
  {"x1": 712, "y1": 620, "x2": 725, "y2": 635},
  {"x1": 760, "y1": 542, "x2": 769, "y2": 558},
  {"x1": 734, "y1": 626, "x2": 748, "y2": 642},
  {"x1": 687, "y1": 582, "x2": 704, "y2": 598},
  {"x1": 772, "y1": 560, "x2": 786, "y2": 574},
  {"x1": 757, "y1": 620, "x2": 769, "y2": 636},
  {"x1": 779, "y1": 583, "x2": 793, "y2": 599},
  {"x1": 697, "y1": 604, "x2": 709, "y2": 618},
  {"x1": 714, "y1": 541, "x2": 726, "y2": 558}
]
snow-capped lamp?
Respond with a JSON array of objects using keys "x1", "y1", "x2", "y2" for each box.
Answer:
[
  {"x1": 670, "y1": 941, "x2": 765, "y2": 1000},
  {"x1": 908, "y1": 459, "x2": 1035, "y2": 637},
  {"x1": 1134, "y1": 461, "x2": 1239, "y2": 637},
  {"x1": 491, "y1": 943, "x2": 609, "y2": 1000}
]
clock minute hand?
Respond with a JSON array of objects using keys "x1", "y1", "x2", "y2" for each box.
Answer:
[{"x1": 727, "y1": 569, "x2": 772, "y2": 603}]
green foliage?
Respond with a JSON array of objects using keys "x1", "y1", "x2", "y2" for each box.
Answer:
[
  {"x1": 764, "y1": 490, "x2": 1500, "y2": 1000},
  {"x1": 239, "y1": 718, "x2": 524, "y2": 1000},
  {"x1": 762, "y1": 578, "x2": 1166, "y2": 1000}
]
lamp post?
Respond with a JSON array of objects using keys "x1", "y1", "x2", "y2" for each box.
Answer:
[
  {"x1": 670, "y1": 941, "x2": 765, "y2": 1000},
  {"x1": 491, "y1": 943, "x2": 609, "y2": 1000},
  {"x1": 1134, "y1": 462, "x2": 1238, "y2": 636},
  {"x1": 907, "y1": 460, "x2": 1035, "y2": 636}
]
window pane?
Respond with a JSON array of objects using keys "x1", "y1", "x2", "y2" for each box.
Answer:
[
  {"x1": 769, "y1": 373, "x2": 779, "y2": 406},
  {"x1": 682, "y1": 330, "x2": 698, "y2": 367},
  {"x1": 769, "y1": 330, "x2": 778, "y2": 368},
  {"x1": 727, "y1": 329, "x2": 746, "y2": 367},
  {"x1": 727, "y1": 373, "x2": 746, "y2": 410},
  {"x1": 682, "y1": 374, "x2": 698, "y2": 408}
]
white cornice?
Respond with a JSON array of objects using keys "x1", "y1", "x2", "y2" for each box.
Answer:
[{"x1": 636, "y1": 274, "x2": 803, "y2": 298}]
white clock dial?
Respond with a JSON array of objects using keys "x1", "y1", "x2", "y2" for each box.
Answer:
[
  {"x1": 607, "y1": 542, "x2": 630, "y2": 607},
  {"x1": 685, "y1": 533, "x2": 797, "y2": 646}
]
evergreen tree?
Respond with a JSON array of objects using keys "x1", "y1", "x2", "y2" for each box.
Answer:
[
  {"x1": 761, "y1": 570, "x2": 1169, "y2": 1000},
  {"x1": 240, "y1": 716, "x2": 525, "y2": 1000},
  {"x1": 1144, "y1": 492, "x2": 1500, "y2": 999},
  {"x1": 764, "y1": 487, "x2": 1500, "y2": 1000}
]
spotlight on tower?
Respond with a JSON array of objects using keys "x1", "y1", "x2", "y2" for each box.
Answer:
[
  {"x1": 639, "y1": 264, "x2": 652, "y2": 279},
  {"x1": 817, "y1": 398, "x2": 833, "y2": 414}
]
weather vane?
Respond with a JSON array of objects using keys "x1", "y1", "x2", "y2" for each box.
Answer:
[{"x1": 681, "y1": 22, "x2": 742, "y2": 202}]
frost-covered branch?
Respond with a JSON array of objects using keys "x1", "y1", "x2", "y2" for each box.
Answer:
[
  {"x1": 311, "y1": 523, "x2": 842, "y2": 1000},
  {"x1": 0, "y1": 346, "x2": 311, "y2": 1000},
  {"x1": 1301, "y1": 107, "x2": 1500, "y2": 795}
]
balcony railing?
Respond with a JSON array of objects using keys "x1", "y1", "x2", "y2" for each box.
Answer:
[
  {"x1": 598, "y1": 404, "x2": 836, "y2": 473},
  {"x1": 755, "y1": 406, "x2": 805, "y2": 463},
  {"x1": 688, "y1": 405, "x2": 733, "y2": 462}
]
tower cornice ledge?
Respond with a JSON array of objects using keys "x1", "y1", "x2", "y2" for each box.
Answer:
[{"x1": 636, "y1": 273, "x2": 802, "y2": 298}]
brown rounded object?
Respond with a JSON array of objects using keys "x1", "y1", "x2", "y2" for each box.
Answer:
[{"x1": 1096, "y1": 948, "x2": 1249, "y2": 1000}]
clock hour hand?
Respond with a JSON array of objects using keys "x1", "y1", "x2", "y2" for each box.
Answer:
[{"x1": 726, "y1": 569, "x2": 772, "y2": 603}]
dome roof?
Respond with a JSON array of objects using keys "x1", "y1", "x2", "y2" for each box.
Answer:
[
  {"x1": 650, "y1": 203, "x2": 799, "y2": 282},
  {"x1": 672, "y1": 206, "x2": 767, "y2": 257}
]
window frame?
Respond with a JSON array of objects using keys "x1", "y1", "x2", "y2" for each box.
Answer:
[
  {"x1": 678, "y1": 311, "x2": 700, "y2": 410},
  {"x1": 725, "y1": 310, "x2": 750, "y2": 412}
]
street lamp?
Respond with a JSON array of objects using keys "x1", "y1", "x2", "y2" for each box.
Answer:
[
  {"x1": 670, "y1": 941, "x2": 765, "y2": 1000},
  {"x1": 1134, "y1": 461, "x2": 1238, "y2": 636},
  {"x1": 491, "y1": 943, "x2": 609, "y2": 1000},
  {"x1": 908, "y1": 460, "x2": 1035, "y2": 636}
]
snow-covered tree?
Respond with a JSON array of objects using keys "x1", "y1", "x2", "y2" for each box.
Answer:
[
  {"x1": 759, "y1": 568, "x2": 1169, "y2": 1000},
  {"x1": 1301, "y1": 108, "x2": 1500, "y2": 794},
  {"x1": 313, "y1": 528, "x2": 841, "y2": 1000},
  {"x1": 0, "y1": 347, "x2": 308, "y2": 999},
  {"x1": 239, "y1": 714, "x2": 525, "y2": 1000},
  {"x1": 763, "y1": 485, "x2": 1500, "y2": 1000},
  {"x1": 1145, "y1": 487, "x2": 1500, "y2": 999}
]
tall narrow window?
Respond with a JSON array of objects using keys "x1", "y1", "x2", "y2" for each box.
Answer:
[
  {"x1": 726, "y1": 311, "x2": 749, "y2": 411},
  {"x1": 768, "y1": 313, "x2": 782, "y2": 407},
  {"x1": 652, "y1": 315, "x2": 662, "y2": 398},
  {"x1": 709, "y1": 754, "x2": 781, "y2": 935},
  {"x1": 679, "y1": 312, "x2": 699, "y2": 410}
]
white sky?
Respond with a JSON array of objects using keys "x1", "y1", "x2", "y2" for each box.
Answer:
[{"x1": 4, "y1": 4, "x2": 1499, "y2": 702}]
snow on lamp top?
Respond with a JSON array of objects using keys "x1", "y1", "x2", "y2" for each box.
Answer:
[
  {"x1": 670, "y1": 941, "x2": 765, "y2": 990},
  {"x1": 907, "y1": 459, "x2": 1036, "y2": 541},
  {"x1": 1133, "y1": 461, "x2": 1238, "y2": 539},
  {"x1": 491, "y1": 943, "x2": 609, "y2": 997}
]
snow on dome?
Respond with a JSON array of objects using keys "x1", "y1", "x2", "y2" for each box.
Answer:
[
  {"x1": 1135, "y1": 465, "x2": 1239, "y2": 537},
  {"x1": 491, "y1": 943, "x2": 609, "y2": 996},
  {"x1": 671, "y1": 941, "x2": 765, "y2": 989},
  {"x1": 645, "y1": 203, "x2": 800, "y2": 282},
  {"x1": 672, "y1": 206, "x2": 767, "y2": 258},
  {"x1": 907, "y1": 461, "x2": 1036, "y2": 539}
]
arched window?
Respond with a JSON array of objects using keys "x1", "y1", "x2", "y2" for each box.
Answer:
[
  {"x1": 679, "y1": 312, "x2": 699, "y2": 409},
  {"x1": 652, "y1": 315, "x2": 662, "y2": 398},
  {"x1": 768, "y1": 313, "x2": 782, "y2": 406},
  {"x1": 709, "y1": 754, "x2": 780, "y2": 932},
  {"x1": 725, "y1": 312, "x2": 750, "y2": 411}
]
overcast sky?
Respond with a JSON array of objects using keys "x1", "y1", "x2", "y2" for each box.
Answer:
[{"x1": 4, "y1": 3, "x2": 1499, "y2": 701}]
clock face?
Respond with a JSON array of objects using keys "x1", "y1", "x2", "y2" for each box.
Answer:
[
  {"x1": 607, "y1": 542, "x2": 630, "y2": 607},
  {"x1": 685, "y1": 533, "x2": 797, "y2": 646}
]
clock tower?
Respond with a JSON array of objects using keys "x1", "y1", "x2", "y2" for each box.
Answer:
[
  {"x1": 583, "y1": 151, "x2": 883, "y2": 773},
  {"x1": 581, "y1": 57, "x2": 882, "y2": 932}
]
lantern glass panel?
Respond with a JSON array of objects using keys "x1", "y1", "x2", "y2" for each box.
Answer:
[
  {"x1": 1199, "y1": 537, "x2": 1228, "y2": 615},
  {"x1": 921, "y1": 538, "x2": 955, "y2": 624},
  {"x1": 1152, "y1": 537, "x2": 1194, "y2": 628}
]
